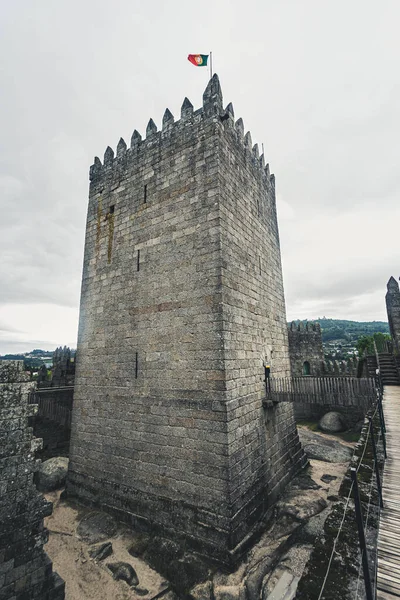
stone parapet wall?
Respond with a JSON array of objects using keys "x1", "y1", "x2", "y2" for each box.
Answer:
[{"x1": 0, "y1": 360, "x2": 64, "y2": 600}]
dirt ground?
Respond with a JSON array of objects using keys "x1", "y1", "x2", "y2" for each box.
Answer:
[
  {"x1": 44, "y1": 492, "x2": 169, "y2": 600},
  {"x1": 44, "y1": 426, "x2": 355, "y2": 600}
]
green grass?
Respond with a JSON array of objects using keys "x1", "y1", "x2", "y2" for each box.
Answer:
[
  {"x1": 335, "y1": 431, "x2": 360, "y2": 443},
  {"x1": 296, "y1": 419, "x2": 319, "y2": 431}
]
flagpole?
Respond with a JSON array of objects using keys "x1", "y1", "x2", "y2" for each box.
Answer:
[{"x1": 210, "y1": 51, "x2": 213, "y2": 78}]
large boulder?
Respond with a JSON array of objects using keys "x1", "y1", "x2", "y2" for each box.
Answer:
[
  {"x1": 89, "y1": 541, "x2": 113, "y2": 561},
  {"x1": 189, "y1": 581, "x2": 213, "y2": 600},
  {"x1": 319, "y1": 411, "x2": 346, "y2": 433},
  {"x1": 275, "y1": 491, "x2": 327, "y2": 523},
  {"x1": 107, "y1": 562, "x2": 139, "y2": 587},
  {"x1": 36, "y1": 456, "x2": 69, "y2": 491},
  {"x1": 77, "y1": 511, "x2": 118, "y2": 544},
  {"x1": 166, "y1": 555, "x2": 209, "y2": 595},
  {"x1": 298, "y1": 429, "x2": 353, "y2": 463}
]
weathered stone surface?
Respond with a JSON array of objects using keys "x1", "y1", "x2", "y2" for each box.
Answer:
[
  {"x1": 89, "y1": 541, "x2": 113, "y2": 561},
  {"x1": 297, "y1": 510, "x2": 330, "y2": 545},
  {"x1": 298, "y1": 429, "x2": 353, "y2": 463},
  {"x1": 245, "y1": 540, "x2": 286, "y2": 600},
  {"x1": 319, "y1": 411, "x2": 346, "y2": 433},
  {"x1": 386, "y1": 276, "x2": 400, "y2": 353},
  {"x1": 77, "y1": 511, "x2": 118, "y2": 544},
  {"x1": 296, "y1": 416, "x2": 381, "y2": 599},
  {"x1": 321, "y1": 474, "x2": 337, "y2": 483},
  {"x1": 144, "y1": 536, "x2": 183, "y2": 572},
  {"x1": 214, "y1": 585, "x2": 241, "y2": 600},
  {"x1": 262, "y1": 571, "x2": 299, "y2": 600},
  {"x1": 189, "y1": 581, "x2": 213, "y2": 600},
  {"x1": 290, "y1": 473, "x2": 321, "y2": 491},
  {"x1": 107, "y1": 562, "x2": 139, "y2": 586},
  {"x1": 144, "y1": 537, "x2": 208, "y2": 595},
  {"x1": 0, "y1": 360, "x2": 65, "y2": 599},
  {"x1": 128, "y1": 533, "x2": 151, "y2": 557},
  {"x1": 353, "y1": 419, "x2": 365, "y2": 433},
  {"x1": 288, "y1": 321, "x2": 324, "y2": 377},
  {"x1": 66, "y1": 73, "x2": 306, "y2": 560},
  {"x1": 136, "y1": 587, "x2": 150, "y2": 596},
  {"x1": 166, "y1": 554, "x2": 209, "y2": 594},
  {"x1": 276, "y1": 492, "x2": 327, "y2": 523},
  {"x1": 36, "y1": 456, "x2": 69, "y2": 491}
]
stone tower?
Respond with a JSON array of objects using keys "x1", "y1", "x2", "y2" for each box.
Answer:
[
  {"x1": 66, "y1": 75, "x2": 305, "y2": 562},
  {"x1": 287, "y1": 321, "x2": 324, "y2": 377},
  {"x1": 386, "y1": 276, "x2": 400, "y2": 353}
]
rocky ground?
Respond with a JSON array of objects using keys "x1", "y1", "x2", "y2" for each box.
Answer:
[{"x1": 43, "y1": 424, "x2": 358, "y2": 600}]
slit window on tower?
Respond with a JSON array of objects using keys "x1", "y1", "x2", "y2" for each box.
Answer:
[
  {"x1": 109, "y1": 205, "x2": 115, "y2": 214},
  {"x1": 144, "y1": 185, "x2": 147, "y2": 203},
  {"x1": 137, "y1": 249, "x2": 140, "y2": 271},
  {"x1": 135, "y1": 352, "x2": 138, "y2": 378}
]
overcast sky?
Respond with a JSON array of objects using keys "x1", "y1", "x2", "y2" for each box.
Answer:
[{"x1": 0, "y1": 0, "x2": 399, "y2": 353}]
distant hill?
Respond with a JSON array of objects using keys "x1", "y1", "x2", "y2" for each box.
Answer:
[
  {"x1": 289, "y1": 318, "x2": 389, "y2": 343},
  {"x1": 0, "y1": 348, "x2": 75, "y2": 370}
]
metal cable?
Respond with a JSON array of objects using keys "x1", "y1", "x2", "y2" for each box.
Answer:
[
  {"x1": 317, "y1": 406, "x2": 379, "y2": 600},
  {"x1": 355, "y1": 449, "x2": 377, "y2": 599}
]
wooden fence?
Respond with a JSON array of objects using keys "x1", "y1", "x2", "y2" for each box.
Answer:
[
  {"x1": 29, "y1": 387, "x2": 74, "y2": 428},
  {"x1": 267, "y1": 376, "x2": 376, "y2": 409}
]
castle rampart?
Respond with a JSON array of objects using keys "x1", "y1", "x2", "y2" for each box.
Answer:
[
  {"x1": 0, "y1": 361, "x2": 65, "y2": 599},
  {"x1": 66, "y1": 75, "x2": 305, "y2": 561}
]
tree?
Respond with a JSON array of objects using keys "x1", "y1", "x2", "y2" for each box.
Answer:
[
  {"x1": 356, "y1": 335, "x2": 374, "y2": 356},
  {"x1": 356, "y1": 333, "x2": 391, "y2": 356}
]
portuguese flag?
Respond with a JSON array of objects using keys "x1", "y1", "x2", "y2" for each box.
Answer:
[{"x1": 188, "y1": 54, "x2": 209, "y2": 67}]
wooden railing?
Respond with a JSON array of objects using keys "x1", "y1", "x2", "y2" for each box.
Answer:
[
  {"x1": 267, "y1": 376, "x2": 376, "y2": 408},
  {"x1": 28, "y1": 388, "x2": 73, "y2": 428}
]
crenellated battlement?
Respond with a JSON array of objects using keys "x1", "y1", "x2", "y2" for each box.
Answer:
[
  {"x1": 288, "y1": 321, "x2": 322, "y2": 334},
  {"x1": 89, "y1": 74, "x2": 274, "y2": 186}
]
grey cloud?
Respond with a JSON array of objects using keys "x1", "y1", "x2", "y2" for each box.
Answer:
[
  {"x1": 0, "y1": 322, "x2": 22, "y2": 334},
  {"x1": 1, "y1": 0, "x2": 399, "y2": 351},
  {"x1": 0, "y1": 338, "x2": 61, "y2": 355}
]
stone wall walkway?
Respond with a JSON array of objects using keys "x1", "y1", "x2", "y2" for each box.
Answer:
[{"x1": 377, "y1": 385, "x2": 400, "y2": 598}]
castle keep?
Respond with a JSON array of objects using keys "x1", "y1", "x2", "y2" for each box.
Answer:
[
  {"x1": 66, "y1": 75, "x2": 305, "y2": 561},
  {"x1": 386, "y1": 276, "x2": 400, "y2": 354}
]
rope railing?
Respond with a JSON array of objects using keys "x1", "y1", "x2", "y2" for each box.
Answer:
[{"x1": 316, "y1": 399, "x2": 385, "y2": 600}]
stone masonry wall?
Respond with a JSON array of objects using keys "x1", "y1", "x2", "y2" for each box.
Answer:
[
  {"x1": 386, "y1": 276, "x2": 400, "y2": 354},
  {"x1": 0, "y1": 361, "x2": 64, "y2": 600},
  {"x1": 66, "y1": 75, "x2": 305, "y2": 562},
  {"x1": 218, "y1": 114, "x2": 306, "y2": 547},
  {"x1": 288, "y1": 322, "x2": 324, "y2": 377}
]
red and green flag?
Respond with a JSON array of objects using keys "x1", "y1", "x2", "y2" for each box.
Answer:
[{"x1": 188, "y1": 54, "x2": 209, "y2": 67}]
